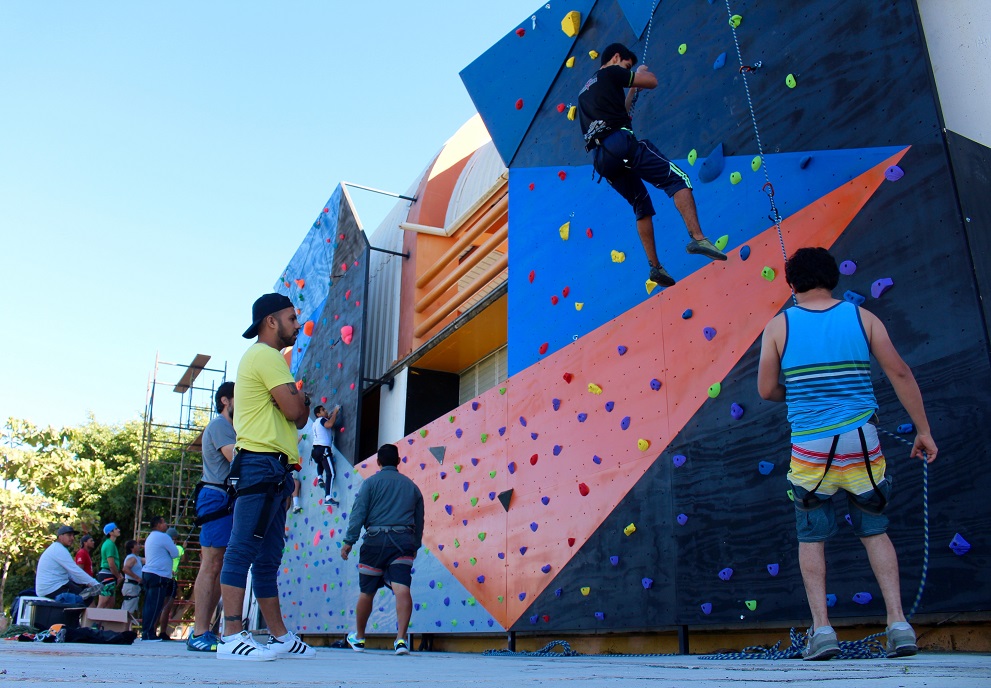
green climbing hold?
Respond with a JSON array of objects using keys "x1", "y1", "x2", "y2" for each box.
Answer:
[
  {"x1": 729, "y1": 14, "x2": 742, "y2": 28},
  {"x1": 499, "y1": 387, "x2": 506, "y2": 395},
  {"x1": 478, "y1": 532, "x2": 486, "y2": 541},
  {"x1": 467, "y1": 597, "x2": 477, "y2": 606},
  {"x1": 687, "y1": 149, "x2": 697, "y2": 165},
  {"x1": 787, "y1": 489, "x2": 794, "y2": 502},
  {"x1": 745, "y1": 599, "x2": 758, "y2": 611},
  {"x1": 419, "y1": 429, "x2": 427, "y2": 438},
  {"x1": 708, "y1": 382, "x2": 721, "y2": 398},
  {"x1": 730, "y1": 171, "x2": 742, "y2": 184},
  {"x1": 454, "y1": 539, "x2": 460, "y2": 548},
  {"x1": 498, "y1": 595, "x2": 504, "y2": 603},
  {"x1": 469, "y1": 557, "x2": 477, "y2": 565},
  {"x1": 449, "y1": 415, "x2": 455, "y2": 422},
  {"x1": 678, "y1": 43, "x2": 687, "y2": 55},
  {"x1": 751, "y1": 156, "x2": 762, "y2": 172},
  {"x1": 489, "y1": 470, "x2": 497, "y2": 478},
  {"x1": 480, "y1": 433, "x2": 489, "y2": 443},
  {"x1": 762, "y1": 266, "x2": 776, "y2": 281},
  {"x1": 372, "y1": 622, "x2": 379, "y2": 629},
  {"x1": 786, "y1": 73, "x2": 797, "y2": 89},
  {"x1": 470, "y1": 497, "x2": 479, "y2": 506},
  {"x1": 454, "y1": 464, "x2": 462, "y2": 473},
  {"x1": 432, "y1": 492, "x2": 439, "y2": 502},
  {"x1": 714, "y1": 235, "x2": 729, "y2": 251},
  {"x1": 451, "y1": 620, "x2": 458, "y2": 626}
]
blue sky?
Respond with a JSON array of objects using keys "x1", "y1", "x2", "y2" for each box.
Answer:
[{"x1": 0, "y1": 1, "x2": 541, "y2": 430}]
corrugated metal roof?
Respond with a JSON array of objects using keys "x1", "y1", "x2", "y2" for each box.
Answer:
[{"x1": 444, "y1": 140, "x2": 507, "y2": 230}]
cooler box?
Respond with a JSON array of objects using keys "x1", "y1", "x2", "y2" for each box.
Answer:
[{"x1": 29, "y1": 600, "x2": 84, "y2": 630}]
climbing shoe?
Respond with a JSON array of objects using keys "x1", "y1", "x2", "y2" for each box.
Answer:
[
  {"x1": 802, "y1": 626, "x2": 840, "y2": 661},
  {"x1": 347, "y1": 632, "x2": 365, "y2": 652},
  {"x1": 885, "y1": 623, "x2": 918, "y2": 658},
  {"x1": 648, "y1": 264, "x2": 676, "y2": 287},
  {"x1": 394, "y1": 638, "x2": 410, "y2": 655},
  {"x1": 686, "y1": 237, "x2": 728, "y2": 261}
]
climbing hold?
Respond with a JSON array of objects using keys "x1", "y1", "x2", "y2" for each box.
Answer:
[
  {"x1": 623, "y1": 523, "x2": 636, "y2": 536},
  {"x1": 826, "y1": 594, "x2": 837, "y2": 607},
  {"x1": 515, "y1": 98, "x2": 524, "y2": 110},
  {"x1": 470, "y1": 497, "x2": 478, "y2": 506},
  {"x1": 566, "y1": 56, "x2": 575, "y2": 68},
  {"x1": 645, "y1": 279, "x2": 657, "y2": 295},
  {"x1": 581, "y1": 587, "x2": 591, "y2": 596},
  {"x1": 687, "y1": 149, "x2": 697, "y2": 165},
  {"x1": 609, "y1": 555, "x2": 619, "y2": 566},
  {"x1": 611, "y1": 250, "x2": 626, "y2": 263},
  {"x1": 871, "y1": 277, "x2": 894, "y2": 298},
  {"x1": 949, "y1": 533, "x2": 971, "y2": 555},
  {"x1": 767, "y1": 563, "x2": 779, "y2": 576},
  {"x1": 714, "y1": 235, "x2": 729, "y2": 251},
  {"x1": 839, "y1": 260, "x2": 857, "y2": 275},
  {"x1": 682, "y1": 309, "x2": 693, "y2": 320},
  {"x1": 751, "y1": 156, "x2": 762, "y2": 172},
  {"x1": 454, "y1": 464, "x2": 462, "y2": 473},
  {"x1": 592, "y1": 455, "x2": 602, "y2": 464},
  {"x1": 588, "y1": 383, "x2": 603, "y2": 395},
  {"x1": 562, "y1": 372, "x2": 573, "y2": 384},
  {"x1": 703, "y1": 327, "x2": 717, "y2": 341},
  {"x1": 499, "y1": 387, "x2": 507, "y2": 394},
  {"x1": 799, "y1": 155, "x2": 812, "y2": 169},
  {"x1": 617, "y1": 345, "x2": 628, "y2": 356},
  {"x1": 785, "y1": 73, "x2": 797, "y2": 88},
  {"x1": 498, "y1": 489, "x2": 513, "y2": 511},
  {"x1": 552, "y1": 398, "x2": 561, "y2": 411},
  {"x1": 477, "y1": 576, "x2": 485, "y2": 584},
  {"x1": 528, "y1": 270, "x2": 535, "y2": 283},
  {"x1": 619, "y1": 416, "x2": 631, "y2": 430},
  {"x1": 730, "y1": 403, "x2": 745, "y2": 420},
  {"x1": 676, "y1": 513, "x2": 688, "y2": 526},
  {"x1": 672, "y1": 454, "x2": 687, "y2": 468},
  {"x1": 488, "y1": 470, "x2": 495, "y2": 478},
  {"x1": 507, "y1": 462, "x2": 516, "y2": 475},
  {"x1": 303, "y1": 320, "x2": 315, "y2": 336},
  {"x1": 718, "y1": 567, "x2": 734, "y2": 581},
  {"x1": 562, "y1": 286, "x2": 570, "y2": 298},
  {"x1": 429, "y1": 446, "x2": 445, "y2": 464},
  {"x1": 529, "y1": 453, "x2": 538, "y2": 465},
  {"x1": 541, "y1": 564, "x2": 552, "y2": 573},
  {"x1": 556, "y1": 103, "x2": 566, "y2": 113},
  {"x1": 552, "y1": 445, "x2": 562, "y2": 456},
  {"x1": 698, "y1": 143, "x2": 725, "y2": 183},
  {"x1": 713, "y1": 53, "x2": 726, "y2": 70},
  {"x1": 419, "y1": 429, "x2": 428, "y2": 438},
  {"x1": 895, "y1": 423, "x2": 914, "y2": 434},
  {"x1": 530, "y1": 432, "x2": 539, "y2": 440},
  {"x1": 444, "y1": 505, "x2": 453, "y2": 516},
  {"x1": 595, "y1": 611, "x2": 605, "y2": 620},
  {"x1": 519, "y1": 592, "x2": 527, "y2": 601},
  {"x1": 730, "y1": 171, "x2": 742, "y2": 185},
  {"x1": 588, "y1": 50, "x2": 598, "y2": 59},
  {"x1": 497, "y1": 596, "x2": 504, "y2": 602},
  {"x1": 708, "y1": 382, "x2": 721, "y2": 398},
  {"x1": 745, "y1": 600, "x2": 758, "y2": 611},
  {"x1": 650, "y1": 379, "x2": 662, "y2": 391},
  {"x1": 758, "y1": 461, "x2": 774, "y2": 475},
  {"x1": 787, "y1": 489, "x2": 794, "y2": 502},
  {"x1": 515, "y1": 27, "x2": 526, "y2": 37},
  {"x1": 577, "y1": 413, "x2": 587, "y2": 422},
  {"x1": 559, "y1": 221, "x2": 570, "y2": 240},
  {"x1": 454, "y1": 539, "x2": 460, "y2": 548},
  {"x1": 567, "y1": 105, "x2": 577, "y2": 121},
  {"x1": 575, "y1": 302, "x2": 584, "y2": 310},
  {"x1": 341, "y1": 325, "x2": 354, "y2": 345},
  {"x1": 701, "y1": 603, "x2": 713, "y2": 615},
  {"x1": 431, "y1": 492, "x2": 439, "y2": 502},
  {"x1": 740, "y1": 245, "x2": 751, "y2": 261},
  {"x1": 761, "y1": 266, "x2": 775, "y2": 281},
  {"x1": 885, "y1": 165, "x2": 904, "y2": 181},
  {"x1": 729, "y1": 14, "x2": 742, "y2": 27},
  {"x1": 519, "y1": 547, "x2": 527, "y2": 556},
  {"x1": 578, "y1": 482, "x2": 590, "y2": 496},
  {"x1": 642, "y1": 578, "x2": 653, "y2": 589},
  {"x1": 539, "y1": 343, "x2": 548, "y2": 355},
  {"x1": 678, "y1": 43, "x2": 687, "y2": 55},
  {"x1": 530, "y1": 522, "x2": 538, "y2": 532},
  {"x1": 853, "y1": 592, "x2": 873, "y2": 605},
  {"x1": 558, "y1": 170, "x2": 567, "y2": 181},
  {"x1": 555, "y1": 588, "x2": 563, "y2": 597},
  {"x1": 456, "y1": 428, "x2": 463, "y2": 439},
  {"x1": 843, "y1": 290, "x2": 866, "y2": 306},
  {"x1": 550, "y1": 295, "x2": 559, "y2": 305},
  {"x1": 480, "y1": 433, "x2": 489, "y2": 443},
  {"x1": 638, "y1": 439, "x2": 650, "y2": 451}
]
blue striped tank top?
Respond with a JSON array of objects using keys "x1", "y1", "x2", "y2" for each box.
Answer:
[{"x1": 781, "y1": 301, "x2": 878, "y2": 442}]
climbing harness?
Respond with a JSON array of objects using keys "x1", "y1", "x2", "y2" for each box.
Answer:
[
  {"x1": 797, "y1": 424, "x2": 887, "y2": 514},
  {"x1": 192, "y1": 481, "x2": 234, "y2": 526},
  {"x1": 227, "y1": 451, "x2": 291, "y2": 539},
  {"x1": 628, "y1": 0, "x2": 660, "y2": 118}
]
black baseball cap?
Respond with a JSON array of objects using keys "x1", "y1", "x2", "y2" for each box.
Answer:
[
  {"x1": 56, "y1": 525, "x2": 79, "y2": 537},
  {"x1": 243, "y1": 293, "x2": 295, "y2": 339}
]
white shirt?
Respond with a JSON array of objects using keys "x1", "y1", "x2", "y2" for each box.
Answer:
[
  {"x1": 143, "y1": 530, "x2": 179, "y2": 578},
  {"x1": 312, "y1": 416, "x2": 333, "y2": 447},
  {"x1": 35, "y1": 541, "x2": 98, "y2": 597}
]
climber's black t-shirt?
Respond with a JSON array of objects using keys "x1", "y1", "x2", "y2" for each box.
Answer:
[{"x1": 578, "y1": 65, "x2": 635, "y2": 150}]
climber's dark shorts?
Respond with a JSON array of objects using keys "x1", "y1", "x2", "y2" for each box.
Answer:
[
  {"x1": 592, "y1": 130, "x2": 692, "y2": 220},
  {"x1": 357, "y1": 531, "x2": 417, "y2": 594}
]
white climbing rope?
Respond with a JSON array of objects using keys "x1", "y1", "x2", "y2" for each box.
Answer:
[{"x1": 628, "y1": 0, "x2": 660, "y2": 117}]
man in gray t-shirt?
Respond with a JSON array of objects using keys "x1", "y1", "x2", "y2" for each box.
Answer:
[{"x1": 188, "y1": 381, "x2": 236, "y2": 652}]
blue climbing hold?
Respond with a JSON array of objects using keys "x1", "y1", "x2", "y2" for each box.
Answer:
[
  {"x1": 843, "y1": 290, "x2": 866, "y2": 306},
  {"x1": 541, "y1": 564, "x2": 551, "y2": 574},
  {"x1": 605, "y1": 401, "x2": 615, "y2": 412},
  {"x1": 731, "y1": 403, "x2": 745, "y2": 420},
  {"x1": 949, "y1": 533, "x2": 971, "y2": 555},
  {"x1": 642, "y1": 577, "x2": 653, "y2": 589},
  {"x1": 555, "y1": 588, "x2": 563, "y2": 597},
  {"x1": 799, "y1": 155, "x2": 812, "y2": 169},
  {"x1": 701, "y1": 603, "x2": 713, "y2": 615},
  {"x1": 617, "y1": 345, "x2": 628, "y2": 355},
  {"x1": 553, "y1": 445, "x2": 562, "y2": 455},
  {"x1": 682, "y1": 309, "x2": 693, "y2": 319},
  {"x1": 767, "y1": 563, "x2": 779, "y2": 576},
  {"x1": 440, "y1": 471, "x2": 447, "y2": 479},
  {"x1": 677, "y1": 513, "x2": 688, "y2": 525},
  {"x1": 650, "y1": 378, "x2": 662, "y2": 391},
  {"x1": 578, "y1": 412, "x2": 588, "y2": 422},
  {"x1": 529, "y1": 615, "x2": 538, "y2": 624},
  {"x1": 672, "y1": 454, "x2": 687, "y2": 468},
  {"x1": 519, "y1": 592, "x2": 527, "y2": 601},
  {"x1": 552, "y1": 398, "x2": 561, "y2": 410},
  {"x1": 713, "y1": 52, "x2": 726, "y2": 70},
  {"x1": 519, "y1": 546, "x2": 527, "y2": 556},
  {"x1": 498, "y1": 426, "x2": 506, "y2": 436},
  {"x1": 530, "y1": 522, "x2": 538, "y2": 532},
  {"x1": 455, "y1": 428, "x2": 462, "y2": 438},
  {"x1": 621, "y1": 416, "x2": 631, "y2": 430},
  {"x1": 718, "y1": 567, "x2": 734, "y2": 581},
  {"x1": 839, "y1": 260, "x2": 857, "y2": 275},
  {"x1": 897, "y1": 423, "x2": 914, "y2": 434},
  {"x1": 541, "y1": 496, "x2": 550, "y2": 505},
  {"x1": 594, "y1": 611, "x2": 605, "y2": 620},
  {"x1": 477, "y1": 575, "x2": 485, "y2": 584},
  {"x1": 609, "y1": 555, "x2": 619, "y2": 566},
  {"x1": 531, "y1": 432, "x2": 538, "y2": 440},
  {"x1": 444, "y1": 505, "x2": 453, "y2": 515},
  {"x1": 853, "y1": 592, "x2": 873, "y2": 605},
  {"x1": 592, "y1": 455, "x2": 602, "y2": 464},
  {"x1": 703, "y1": 327, "x2": 716, "y2": 341},
  {"x1": 519, "y1": 416, "x2": 527, "y2": 427},
  {"x1": 488, "y1": 491, "x2": 496, "y2": 500},
  {"x1": 826, "y1": 593, "x2": 837, "y2": 607},
  {"x1": 472, "y1": 401, "x2": 480, "y2": 410},
  {"x1": 508, "y1": 462, "x2": 516, "y2": 474},
  {"x1": 698, "y1": 142, "x2": 725, "y2": 183},
  {"x1": 740, "y1": 245, "x2": 751, "y2": 261},
  {"x1": 758, "y1": 461, "x2": 774, "y2": 475}
]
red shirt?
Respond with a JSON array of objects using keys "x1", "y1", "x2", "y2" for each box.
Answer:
[{"x1": 74, "y1": 548, "x2": 93, "y2": 577}]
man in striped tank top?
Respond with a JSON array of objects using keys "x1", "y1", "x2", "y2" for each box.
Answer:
[{"x1": 758, "y1": 247, "x2": 938, "y2": 661}]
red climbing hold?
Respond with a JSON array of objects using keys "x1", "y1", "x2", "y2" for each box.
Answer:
[
  {"x1": 578, "y1": 482, "x2": 590, "y2": 496},
  {"x1": 528, "y1": 270, "x2": 535, "y2": 283},
  {"x1": 568, "y1": 537, "x2": 576, "y2": 547},
  {"x1": 556, "y1": 103, "x2": 566, "y2": 113},
  {"x1": 557, "y1": 170, "x2": 567, "y2": 180},
  {"x1": 539, "y1": 342, "x2": 549, "y2": 355},
  {"x1": 516, "y1": 27, "x2": 525, "y2": 37},
  {"x1": 563, "y1": 372, "x2": 573, "y2": 383},
  {"x1": 515, "y1": 98, "x2": 524, "y2": 110},
  {"x1": 324, "y1": 207, "x2": 329, "y2": 213},
  {"x1": 320, "y1": 396, "x2": 327, "y2": 403},
  {"x1": 345, "y1": 289, "x2": 352, "y2": 299},
  {"x1": 339, "y1": 233, "x2": 345, "y2": 240},
  {"x1": 530, "y1": 454, "x2": 538, "y2": 466},
  {"x1": 586, "y1": 228, "x2": 593, "y2": 238},
  {"x1": 562, "y1": 286, "x2": 570, "y2": 298},
  {"x1": 528, "y1": 183, "x2": 535, "y2": 191},
  {"x1": 550, "y1": 295, "x2": 559, "y2": 305},
  {"x1": 295, "y1": 380, "x2": 304, "y2": 391}
]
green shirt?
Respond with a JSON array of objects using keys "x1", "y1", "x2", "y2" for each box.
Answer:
[
  {"x1": 100, "y1": 538, "x2": 120, "y2": 571},
  {"x1": 172, "y1": 544, "x2": 184, "y2": 574}
]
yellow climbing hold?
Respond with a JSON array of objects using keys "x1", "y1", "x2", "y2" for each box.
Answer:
[
  {"x1": 708, "y1": 382, "x2": 722, "y2": 398},
  {"x1": 751, "y1": 155, "x2": 762, "y2": 172},
  {"x1": 581, "y1": 586, "x2": 591, "y2": 596},
  {"x1": 762, "y1": 266, "x2": 776, "y2": 281},
  {"x1": 624, "y1": 523, "x2": 637, "y2": 536},
  {"x1": 561, "y1": 10, "x2": 581, "y2": 37},
  {"x1": 565, "y1": 56, "x2": 575, "y2": 68},
  {"x1": 678, "y1": 43, "x2": 687, "y2": 55},
  {"x1": 587, "y1": 383, "x2": 603, "y2": 395},
  {"x1": 567, "y1": 105, "x2": 577, "y2": 121},
  {"x1": 611, "y1": 250, "x2": 626, "y2": 263},
  {"x1": 575, "y1": 302, "x2": 584, "y2": 311},
  {"x1": 786, "y1": 73, "x2": 797, "y2": 89},
  {"x1": 559, "y1": 221, "x2": 570, "y2": 240},
  {"x1": 687, "y1": 149, "x2": 697, "y2": 165},
  {"x1": 645, "y1": 279, "x2": 657, "y2": 295},
  {"x1": 730, "y1": 171, "x2": 742, "y2": 184},
  {"x1": 638, "y1": 438, "x2": 651, "y2": 451},
  {"x1": 714, "y1": 235, "x2": 729, "y2": 251},
  {"x1": 729, "y1": 14, "x2": 742, "y2": 28},
  {"x1": 589, "y1": 50, "x2": 599, "y2": 59}
]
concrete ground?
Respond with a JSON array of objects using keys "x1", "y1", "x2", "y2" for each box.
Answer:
[{"x1": 0, "y1": 640, "x2": 988, "y2": 687}]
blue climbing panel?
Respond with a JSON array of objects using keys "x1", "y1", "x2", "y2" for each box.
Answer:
[{"x1": 617, "y1": 0, "x2": 658, "y2": 38}]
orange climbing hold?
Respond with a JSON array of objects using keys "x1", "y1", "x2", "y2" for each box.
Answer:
[
  {"x1": 294, "y1": 279, "x2": 305, "y2": 288},
  {"x1": 303, "y1": 320, "x2": 315, "y2": 336}
]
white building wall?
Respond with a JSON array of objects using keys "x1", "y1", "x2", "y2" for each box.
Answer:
[{"x1": 377, "y1": 366, "x2": 408, "y2": 445}]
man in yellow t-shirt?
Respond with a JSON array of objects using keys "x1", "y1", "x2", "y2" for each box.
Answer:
[{"x1": 217, "y1": 293, "x2": 315, "y2": 661}]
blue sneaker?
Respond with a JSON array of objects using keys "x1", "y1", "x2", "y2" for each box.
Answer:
[
  {"x1": 347, "y1": 632, "x2": 365, "y2": 652},
  {"x1": 187, "y1": 631, "x2": 220, "y2": 652}
]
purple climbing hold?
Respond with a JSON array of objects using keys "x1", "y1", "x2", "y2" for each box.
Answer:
[
  {"x1": 767, "y1": 563, "x2": 780, "y2": 576},
  {"x1": 541, "y1": 496, "x2": 550, "y2": 505},
  {"x1": 437, "y1": 544, "x2": 444, "y2": 551},
  {"x1": 472, "y1": 401, "x2": 480, "y2": 410},
  {"x1": 455, "y1": 428, "x2": 463, "y2": 438},
  {"x1": 826, "y1": 593, "x2": 837, "y2": 607},
  {"x1": 444, "y1": 505, "x2": 453, "y2": 515},
  {"x1": 499, "y1": 426, "x2": 506, "y2": 436},
  {"x1": 853, "y1": 592, "x2": 873, "y2": 605},
  {"x1": 452, "y1": 562, "x2": 458, "y2": 569},
  {"x1": 650, "y1": 378, "x2": 662, "y2": 391},
  {"x1": 471, "y1": 457, "x2": 480, "y2": 466},
  {"x1": 553, "y1": 445, "x2": 562, "y2": 456},
  {"x1": 519, "y1": 416, "x2": 527, "y2": 427},
  {"x1": 541, "y1": 564, "x2": 551, "y2": 574},
  {"x1": 682, "y1": 309, "x2": 693, "y2": 319},
  {"x1": 843, "y1": 290, "x2": 866, "y2": 306},
  {"x1": 617, "y1": 345, "x2": 628, "y2": 355},
  {"x1": 731, "y1": 403, "x2": 745, "y2": 420},
  {"x1": 758, "y1": 461, "x2": 774, "y2": 475},
  {"x1": 444, "y1": 597, "x2": 450, "y2": 606},
  {"x1": 419, "y1": 463, "x2": 426, "y2": 470},
  {"x1": 429, "y1": 580, "x2": 436, "y2": 588},
  {"x1": 529, "y1": 615, "x2": 538, "y2": 624},
  {"x1": 592, "y1": 455, "x2": 602, "y2": 464},
  {"x1": 605, "y1": 401, "x2": 615, "y2": 412},
  {"x1": 578, "y1": 412, "x2": 588, "y2": 422},
  {"x1": 531, "y1": 432, "x2": 539, "y2": 440},
  {"x1": 552, "y1": 398, "x2": 561, "y2": 410},
  {"x1": 700, "y1": 603, "x2": 713, "y2": 615},
  {"x1": 621, "y1": 416, "x2": 631, "y2": 430},
  {"x1": 519, "y1": 547, "x2": 527, "y2": 556},
  {"x1": 740, "y1": 245, "x2": 751, "y2": 261},
  {"x1": 519, "y1": 592, "x2": 527, "y2": 601},
  {"x1": 594, "y1": 611, "x2": 605, "y2": 620},
  {"x1": 463, "y1": 482, "x2": 470, "y2": 492},
  {"x1": 949, "y1": 533, "x2": 971, "y2": 555},
  {"x1": 844, "y1": 514, "x2": 853, "y2": 527},
  {"x1": 676, "y1": 513, "x2": 688, "y2": 526},
  {"x1": 839, "y1": 260, "x2": 857, "y2": 275},
  {"x1": 440, "y1": 471, "x2": 447, "y2": 479},
  {"x1": 609, "y1": 555, "x2": 619, "y2": 566},
  {"x1": 703, "y1": 327, "x2": 716, "y2": 341},
  {"x1": 884, "y1": 165, "x2": 904, "y2": 181},
  {"x1": 508, "y1": 462, "x2": 516, "y2": 474},
  {"x1": 488, "y1": 491, "x2": 496, "y2": 500},
  {"x1": 642, "y1": 577, "x2": 654, "y2": 589},
  {"x1": 407, "y1": 439, "x2": 414, "y2": 445},
  {"x1": 498, "y1": 552, "x2": 505, "y2": 559},
  {"x1": 871, "y1": 277, "x2": 894, "y2": 299},
  {"x1": 672, "y1": 454, "x2": 687, "y2": 468},
  {"x1": 718, "y1": 567, "x2": 734, "y2": 581},
  {"x1": 555, "y1": 588, "x2": 563, "y2": 597},
  {"x1": 530, "y1": 522, "x2": 539, "y2": 532}
]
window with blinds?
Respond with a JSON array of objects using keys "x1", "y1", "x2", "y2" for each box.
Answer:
[{"x1": 459, "y1": 346, "x2": 508, "y2": 405}]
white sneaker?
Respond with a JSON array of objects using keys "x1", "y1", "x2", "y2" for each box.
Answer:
[
  {"x1": 267, "y1": 631, "x2": 316, "y2": 658},
  {"x1": 216, "y1": 631, "x2": 277, "y2": 661}
]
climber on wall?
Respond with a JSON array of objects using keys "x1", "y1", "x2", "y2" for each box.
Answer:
[{"x1": 578, "y1": 43, "x2": 727, "y2": 288}]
